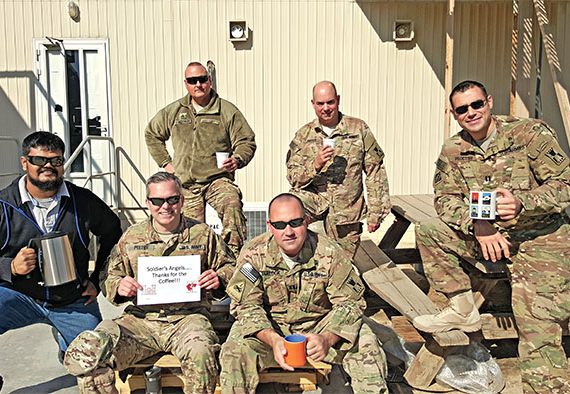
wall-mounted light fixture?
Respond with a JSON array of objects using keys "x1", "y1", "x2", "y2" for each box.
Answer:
[
  {"x1": 229, "y1": 21, "x2": 248, "y2": 42},
  {"x1": 393, "y1": 20, "x2": 414, "y2": 42},
  {"x1": 68, "y1": 1, "x2": 80, "y2": 21}
]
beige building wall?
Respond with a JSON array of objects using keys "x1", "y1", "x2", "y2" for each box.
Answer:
[{"x1": 0, "y1": 0, "x2": 568, "y2": 207}]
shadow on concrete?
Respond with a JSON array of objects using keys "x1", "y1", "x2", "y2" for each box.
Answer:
[{"x1": 9, "y1": 374, "x2": 77, "y2": 394}]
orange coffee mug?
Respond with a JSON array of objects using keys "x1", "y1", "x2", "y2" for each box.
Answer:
[{"x1": 283, "y1": 334, "x2": 307, "y2": 367}]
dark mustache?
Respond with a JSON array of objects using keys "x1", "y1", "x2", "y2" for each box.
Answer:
[{"x1": 39, "y1": 169, "x2": 57, "y2": 174}]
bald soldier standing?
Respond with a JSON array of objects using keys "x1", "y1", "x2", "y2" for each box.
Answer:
[
  {"x1": 219, "y1": 193, "x2": 387, "y2": 393},
  {"x1": 412, "y1": 80, "x2": 570, "y2": 393},
  {"x1": 286, "y1": 81, "x2": 391, "y2": 257},
  {"x1": 145, "y1": 62, "x2": 256, "y2": 256}
]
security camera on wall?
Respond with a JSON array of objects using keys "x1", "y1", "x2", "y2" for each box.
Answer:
[{"x1": 393, "y1": 20, "x2": 414, "y2": 42}]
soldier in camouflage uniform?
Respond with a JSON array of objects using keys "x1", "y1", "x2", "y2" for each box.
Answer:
[
  {"x1": 145, "y1": 62, "x2": 256, "y2": 256},
  {"x1": 411, "y1": 81, "x2": 570, "y2": 393},
  {"x1": 64, "y1": 172, "x2": 236, "y2": 394},
  {"x1": 219, "y1": 193, "x2": 388, "y2": 393},
  {"x1": 286, "y1": 81, "x2": 391, "y2": 257}
]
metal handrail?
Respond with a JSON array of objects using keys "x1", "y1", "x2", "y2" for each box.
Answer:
[
  {"x1": 64, "y1": 136, "x2": 117, "y2": 209},
  {"x1": 115, "y1": 146, "x2": 149, "y2": 217}
]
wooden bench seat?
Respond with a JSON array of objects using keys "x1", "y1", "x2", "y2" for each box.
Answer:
[
  {"x1": 115, "y1": 353, "x2": 332, "y2": 393},
  {"x1": 354, "y1": 240, "x2": 469, "y2": 390}
]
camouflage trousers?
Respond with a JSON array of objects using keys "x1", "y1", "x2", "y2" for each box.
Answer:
[
  {"x1": 290, "y1": 189, "x2": 362, "y2": 258},
  {"x1": 218, "y1": 320, "x2": 387, "y2": 393},
  {"x1": 417, "y1": 218, "x2": 570, "y2": 393},
  {"x1": 65, "y1": 313, "x2": 221, "y2": 394},
  {"x1": 182, "y1": 177, "x2": 247, "y2": 256}
]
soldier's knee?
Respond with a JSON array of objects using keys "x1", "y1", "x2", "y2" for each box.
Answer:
[
  {"x1": 64, "y1": 330, "x2": 114, "y2": 376},
  {"x1": 415, "y1": 218, "x2": 447, "y2": 245},
  {"x1": 77, "y1": 367, "x2": 116, "y2": 394}
]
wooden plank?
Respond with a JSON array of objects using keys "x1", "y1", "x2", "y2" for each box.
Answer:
[
  {"x1": 404, "y1": 342, "x2": 447, "y2": 390},
  {"x1": 258, "y1": 372, "x2": 317, "y2": 385},
  {"x1": 481, "y1": 313, "x2": 518, "y2": 340},
  {"x1": 391, "y1": 196, "x2": 433, "y2": 224},
  {"x1": 391, "y1": 316, "x2": 425, "y2": 345},
  {"x1": 382, "y1": 248, "x2": 421, "y2": 264},
  {"x1": 357, "y1": 241, "x2": 469, "y2": 347},
  {"x1": 408, "y1": 194, "x2": 437, "y2": 217}
]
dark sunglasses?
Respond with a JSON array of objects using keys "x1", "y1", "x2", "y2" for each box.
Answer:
[
  {"x1": 147, "y1": 195, "x2": 181, "y2": 207},
  {"x1": 269, "y1": 217, "x2": 305, "y2": 230},
  {"x1": 185, "y1": 75, "x2": 209, "y2": 85},
  {"x1": 453, "y1": 99, "x2": 487, "y2": 115},
  {"x1": 27, "y1": 155, "x2": 64, "y2": 167}
]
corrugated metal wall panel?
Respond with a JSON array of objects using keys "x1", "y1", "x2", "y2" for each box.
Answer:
[
  {"x1": 1, "y1": 0, "x2": 569, "y2": 211},
  {"x1": 540, "y1": 1, "x2": 570, "y2": 149}
]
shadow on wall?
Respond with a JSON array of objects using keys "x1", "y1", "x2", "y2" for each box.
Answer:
[{"x1": 0, "y1": 80, "x2": 32, "y2": 188}]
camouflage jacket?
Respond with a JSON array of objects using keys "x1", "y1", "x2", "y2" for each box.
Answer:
[
  {"x1": 145, "y1": 90, "x2": 256, "y2": 185},
  {"x1": 434, "y1": 115, "x2": 570, "y2": 235},
  {"x1": 286, "y1": 114, "x2": 391, "y2": 225},
  {"x1": 101, "y1": 216, "x2": 236, "y2": 321},
  {"x1": 226, "y1": 231, "x2": 366, "y2": 347}
]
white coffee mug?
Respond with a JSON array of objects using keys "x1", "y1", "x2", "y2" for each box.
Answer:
[
  {"x1": 323, "y1": 138, "x2": 336, "y2": 148},
  {"x1": 216, "y1": 152, "x2": 230, "y2": 168}
]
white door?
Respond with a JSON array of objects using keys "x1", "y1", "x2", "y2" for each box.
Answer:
[{"x1": 35, "y1": 39, "x2": 113, "y2": 205}]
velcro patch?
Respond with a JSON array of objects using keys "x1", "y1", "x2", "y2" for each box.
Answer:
[
  {"x1": 240, "y1": 262, "x2": 261, "y2": 283},
  {"x1": 545, "y1": 147, "x2": 567, "y2": 166},
  {"x1": 346, "y1": 275, "x2": 364, "y2": 295},
  {"x1": 227, "y1": 281, "x2": 246, "y2": 301},
  {"x1": 434, "y1": 171, "x2": 443, "y2": 185}
]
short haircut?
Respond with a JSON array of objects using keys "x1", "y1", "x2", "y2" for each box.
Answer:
[
  {"x1": 449, "y1": 80, "x2": 488, "y2": 105},
  {"x1": 268, "y1": 193, "x2": 306, "y2": 217},
  {"x1": 145, "y1": 172, "x2": 183, "y2": 197},
  {"x1": 186, "y1": 62, "x2": 207, "y2": 73},
  {"x1": 312, "y1": 81, "x2": 338, "y2": 99},
  {"x1": 22, "y1": 131, "x2": 65, "y2": 157}
]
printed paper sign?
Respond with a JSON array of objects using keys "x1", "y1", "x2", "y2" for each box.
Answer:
[{"x1": 137, "y1": 255, "x2": 201, "y2": 305}]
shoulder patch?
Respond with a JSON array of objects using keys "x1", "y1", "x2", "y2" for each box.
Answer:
[
  {"x1": 240, "y1": 262, "x2": 261, "y2": 284},
  {"x1": 345, "y1": 275, "x2": 364, "y2": 295},
  {"x1": 226, "y1": 281, "x2": 246, "y2": 301},
  {"x1": 545, "y1": 147, "x2": 567, "y2": 166}
]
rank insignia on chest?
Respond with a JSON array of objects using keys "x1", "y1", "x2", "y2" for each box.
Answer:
[
  {"x1": 240, "y1": 262, "x2": 261, "y2": 283},
  {"x1": 179, "y1": 113, "x2": 188, "y2": 121}
]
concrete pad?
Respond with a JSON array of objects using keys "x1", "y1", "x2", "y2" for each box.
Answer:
[{"x1": 0, "y1": 295, "x2": 352, "y2": 393}]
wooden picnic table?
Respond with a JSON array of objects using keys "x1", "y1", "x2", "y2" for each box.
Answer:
[
  {"x1": 355, "y1": 194, "x2": 514, "y2": 390},
  {"x1": 380, "y1": 194, "x2": 509, "y2": 277}
]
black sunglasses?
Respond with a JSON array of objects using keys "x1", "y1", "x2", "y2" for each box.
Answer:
[
  {"x1": 185, "y1": 75, "x2": 209, "y2": 85},
  {"x1": 147, "y1": 195, "x2": 181, "y2": 207},
  {"x1": 27, "y1": 155, "x2": 64, "y2": 167},
  {"x1": 269, "y1": 217, "x2": 305, "y2": 230},
  {"x1": 453, "y1": 99, "x2": 487, "y2": 115}
]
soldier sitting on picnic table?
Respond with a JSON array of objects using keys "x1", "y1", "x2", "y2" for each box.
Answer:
[
  {"x1": 219, "y1": 193, "x2": 388, "y2": 393},
  {"x1": 412, "y1": 80, "x2": 570, "y2": 393},
  {"x1": 64, "y1": 172, "x2": 236, "y2": 394}
]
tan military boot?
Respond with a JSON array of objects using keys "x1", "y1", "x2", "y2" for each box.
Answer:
[{"x1": 412, "y1": 290, "x2": 481, "y2": 333}]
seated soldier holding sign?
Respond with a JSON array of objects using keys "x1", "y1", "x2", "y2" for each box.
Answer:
[{"x1": 64, "y1": 172, "x2": 236, "y2": 394}]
